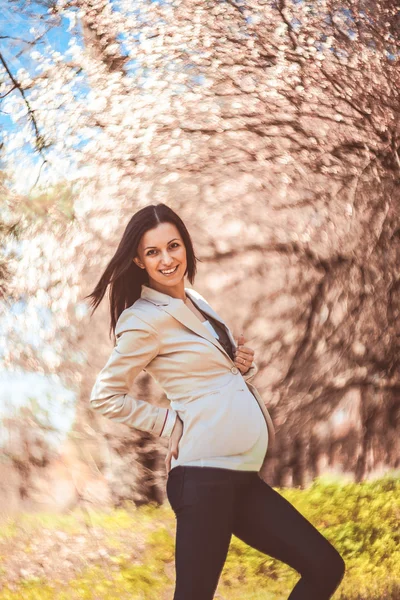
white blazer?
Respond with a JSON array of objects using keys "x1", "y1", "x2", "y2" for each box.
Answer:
[{"x1": 90, "y1": 284, "x2": 275, "y2": 468}]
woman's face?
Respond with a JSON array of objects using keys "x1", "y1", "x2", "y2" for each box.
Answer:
[{"x1": 133, "y1": 222, "x2": 187, "y2": 291}]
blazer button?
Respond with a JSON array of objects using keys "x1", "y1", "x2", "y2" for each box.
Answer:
[{"x1": 231, "y1": 366, "x2": 239, "y2": 374}]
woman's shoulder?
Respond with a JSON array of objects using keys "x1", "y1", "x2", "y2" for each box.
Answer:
[{"x1": 115, "y1": 299, "x2": 159, "y2": 336}]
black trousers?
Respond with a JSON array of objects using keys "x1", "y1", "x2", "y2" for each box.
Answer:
[{"x1": 166, "y1": 465, "x2": 345, "y2": 599}]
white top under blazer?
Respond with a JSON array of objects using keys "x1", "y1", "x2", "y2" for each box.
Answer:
[{"x1": 89, "y1": 284, "x2": 275, "y2": 474}]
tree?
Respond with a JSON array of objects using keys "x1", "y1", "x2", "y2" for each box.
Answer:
[{"x1": 1, "y1": 1, "x2": 399, "y2": 505}]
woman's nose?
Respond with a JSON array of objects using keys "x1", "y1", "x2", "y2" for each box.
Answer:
[{"x1": 160, "y1": 253, "x2": 173, "y2": 266}]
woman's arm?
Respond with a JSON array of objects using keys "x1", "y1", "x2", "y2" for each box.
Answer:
[{"x1": 89, "y1": 310, "x2": 177, "y2": 438}]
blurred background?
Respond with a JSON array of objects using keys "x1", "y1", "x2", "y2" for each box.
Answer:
[{"x1": 0, "y1": 1, "x2": 399, "y2": 598}]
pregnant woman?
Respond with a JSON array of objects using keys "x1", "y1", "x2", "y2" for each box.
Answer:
[{"x1": 87, "y1": 203, "x2": 345, "y2": 599}]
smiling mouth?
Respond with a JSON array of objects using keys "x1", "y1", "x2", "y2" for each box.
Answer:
[{"x1": 159, "y1": 265, "x2": 179, "y2": 275}]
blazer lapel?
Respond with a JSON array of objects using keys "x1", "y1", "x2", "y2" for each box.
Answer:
[
  {"x1": 185, "y1": 288, "x2": 237, "y2": 350},
  {"x1": 140, "y1": 284, "x2": 235, "y2": 364}
]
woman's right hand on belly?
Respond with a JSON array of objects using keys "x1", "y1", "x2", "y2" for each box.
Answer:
[{"x1": 165, "y1": 415, "x2": 184, "y2": 474}]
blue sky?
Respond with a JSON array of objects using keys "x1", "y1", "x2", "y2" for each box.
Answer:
[{"x1": 0, "y1": 6, "x2": 75, "y2": 179}]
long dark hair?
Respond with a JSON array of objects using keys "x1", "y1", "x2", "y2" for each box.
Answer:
[{"x1": 85, "y1": 203, "x2": 200, "y2": 341}]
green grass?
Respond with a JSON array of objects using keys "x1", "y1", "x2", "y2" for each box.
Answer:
[{"x1": 0, "y1": 475, "x2": 398, "y2": 599}]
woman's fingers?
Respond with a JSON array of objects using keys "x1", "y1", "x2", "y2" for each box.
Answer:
[
  {"x1": 235, "y1": 345, "x2": 254, "y2": 364},
  {"x1": 165, "y1": 445, "x2": 180, "y2": 473},
  {"x1": 236, "y1": 346, "x2": 254, "y2": 358},
  {"x1": 170, "y1": 441, "x2": 179, "y2": 458},
  {"x1": 166, "y1": 417, "x2": 183, "y2": 473},
  {"x1": 235, "y1": 343, "x2": 255, "y2": 370}
]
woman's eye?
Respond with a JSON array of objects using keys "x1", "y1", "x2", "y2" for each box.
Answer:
[{"x1": 146, "y1": 243, "x2": 179, "y2": 256}]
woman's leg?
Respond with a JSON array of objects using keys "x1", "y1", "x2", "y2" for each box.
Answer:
[
  {"x1": 167, "y1": 466, "x2": 234, "y2": 600},
  {"x1": 232, "y1": 473, "x2": 346, "y2": 599}
]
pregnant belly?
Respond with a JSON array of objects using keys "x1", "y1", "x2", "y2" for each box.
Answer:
[{"x1": 173, "y1": 379, "x2": 263, "y2": 463}]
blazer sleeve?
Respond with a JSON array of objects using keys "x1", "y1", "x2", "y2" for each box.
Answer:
[{"x1": 89, "y1": 309, "x2": 178, "y2": 438}]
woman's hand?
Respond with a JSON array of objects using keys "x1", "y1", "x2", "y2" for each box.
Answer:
[
  {"x1": 234, "y1": 333, "x2": 255, "y2": 375},
  {"x1": 165, "y1": 414, "x2": 184, "y2": 474}
]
